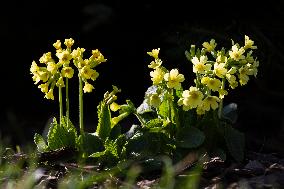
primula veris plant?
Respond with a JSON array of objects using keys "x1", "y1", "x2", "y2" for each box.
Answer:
[{"x1": 30, "y1": 35, "x2": 259, "y2": 173}]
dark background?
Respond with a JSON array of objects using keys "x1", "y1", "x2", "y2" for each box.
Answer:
[{"x1": 1, "y1": 1, "x2": 284, "y2": 154}]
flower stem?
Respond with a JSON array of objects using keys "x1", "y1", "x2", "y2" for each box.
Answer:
[
  {"x1": 218, "y1": 78, "x2": 225, "y2": 119},
  {"x1": 66, "y1": 78, "x2": 69, "y2": 127},
  {"x1": 59, "y1": 87, "x2": 63, "y2": 125},
  {"x1": 79, "y1": 77, "x2": 84, "y2": 134}
]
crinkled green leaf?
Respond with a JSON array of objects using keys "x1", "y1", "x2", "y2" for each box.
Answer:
[
  {"x1": 176, "y1": 127, "x2": 205, "y2": 148},
  {"x1": 78, "y1": 132, "x2": 104, "y2": 156},
  {"x1": 224, "y1": 125, "x2": 245, "y2": 162},
  {"x1": 96, "y1": 102, "x2": 111, "y2": 140},
  {"x1": 34, "y1": 133, "x2": 48, "y2": 152},
  {"x1": 47, "y1": 117, "x2": 78, "y2": 150}
]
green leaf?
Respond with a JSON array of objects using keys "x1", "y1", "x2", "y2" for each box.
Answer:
[
  {"x1": 78, "y1": 133, "x2": 104, "y2": 156},
  {"x1": 34, "y1": 133, "x2": 48, "y2": 152},
  {"x1": 96, "y1": 102, "x2": 111, "y2": 140},
  {"x1": 176, "y1": 127, "x2": 205, "y2": 148},
  {"x1": 224, "y1": 125, "x2": 245, "y2": 162},
  {"x1": 47, "y1": 117, "x2": 78, "y2": 150},
  {"x1": 89, "y1": 151, "x2": 106, "y2": 158},
  {"x1": 146, "y1": 119, "x2": 163, "y2": 129}
]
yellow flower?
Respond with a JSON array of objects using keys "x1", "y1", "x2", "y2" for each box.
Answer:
[
  {"x1": 56, "y1": 50, "x2": 72, "y2": 64},
  {"x1": 150, "y1": 94, "x2": 161, "y2": 108},
  {"x1": 32, "y1": 74, "x2": 41, "y2": 84},
  {"x1": 80, "y1": 66, "x2": 93, "y2": 79},
  {"x1": 92, "y1": 49, "x2": 101, "y2": 58},
  {"x1": 164, "y1": 69, "x2": 185, "y2": 89},
  {"x1": 83, "y1": 82, "x2": 94, "y2": 93},
  {"x1": 229, "y1": 45, "x2": 245, "y2": 61},
  {"x1": 191, "y1": 55, "x2": 211, "y2": 74},
  {"x1": 216, "y1": 55, "x2": 227, "y2": 64},
  {"x1": 147, "y1": 48, "x2": 160, "y2": 59},
  {"x1": 148, "y1": 59, "x2": 162, "y2": 69},
  {"x1": 226, "y1": 74, "x2": 238, "y2": 89},
  {"x1": 56, "y1": 77, "x2": 65, "y2": 88},
  {"x1": 110, "y1": 102, "x2": 121, "y2": 112},
  {"x1": 39, "y1": 52, "x2": 53, "y2": 64},
  {"x1": 61, "y1": 67, "x2": 74, "y2": 78},
  {"x1": 30, "y1": 61, "x2": 39, "y2": 74},
  {"x1": 71, "y1": 47, "x2": 85, "y2": 59},
  {"x1": 64, "y1": 38, "x2": 74, "y2": 48},
  {"x1": 53, "y1": 40, "x2": 62, "y2": 50},
  {"x1": 202, "y1": 39, "x2": 217, "y2": 52},
  {"x1": 244, "y1": 35, "x2": 257, "y2": 50},
  {"x1": 201, "y1": 96, "x2": 220, "y2": 111},
  {"x1": 214, "y1": 63, "x2": 227, "y2": 78},
  {"x1": 45, "y1": 89, "x2": 54, "y2": 100},
  {"x1": 96, "y1": 54, "x2": 107, "y2": 63},
  {"x1": 201, "y1": 77, "x2": 221, "y2": 92},
  {"x1": 239, "y1": 66, "x2": 250, "y2": 85},
  {"x1": 38, "y1": 83, "x2": 49, "y2": 93},
  {"x1": 178, "y1": 87, "x2": 204, "y2": 109},
  {"x1": 91, "y1": 70, "x2": 99, "y2": 81},
  {"x1": 150, "y1": 68, "x2": 165, "y2": 85},
  {"x1": 47, "y1": 62, "x2": 57, "y2": 74},
  {"x1": 38, "y1": 71, "x2": 49, "y2": 82},
  {"x1": 196, "y1": 106, "x2": 205, "y2": 115},
  {"x1": 218, "y1": 89, "x2": 228, "y2": 99}
]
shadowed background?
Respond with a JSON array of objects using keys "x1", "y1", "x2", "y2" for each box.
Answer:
[{"x1": 1, "y1": 1, "x2": 284, "y2": 154}]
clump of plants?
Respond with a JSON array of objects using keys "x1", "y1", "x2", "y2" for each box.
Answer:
[{"x1": 30, "y1": 36, "x2": 259, "y2": 182}]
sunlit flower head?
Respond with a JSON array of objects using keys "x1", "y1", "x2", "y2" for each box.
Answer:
[
  {"x1": 191, "y1": 55, "x2": 211, "y2": 74},
  {"x1": 56, "y1": 77, "x2": 65, "y2": 88},
  {"x1": 201, "y1": 77, "x2": 221, "y2": 92},
  {"x1": 201, "y1": 96, "x2": 220, "y2": 111},
  {"x1": 30, "y1": 61, "x2": 39, "y2": 74},
  {"x1": 164, "y1": 69, "x2": 185, "y2": 89},
  {"x1": 64, "y1": 38, "x2": 74, "y2": 48},
  {"x1": 178, "y1": 86, "x2": 204, "y2": 110},
  {"x1": 202, "y1": 39, "x2": 217, "y2": 52},
  {"x1": 244, "y1": 35, "x2": 257, "y2": 50},
  {"x1": 150, "y1": 68, "x2": 165, "y2": 85},
  {"x1": 38, "y1": 83, "x2": 49, "y2": 93},
  {"x1": 149, "y1": 94, "x2": 161, "y2": 108},
  {"x1": 45, "y1": 89, "x2": 54, "y2": 100},
  {"x1": 229, "y1": 45, "x2": 245, "y2": 61},
  {"x1": 148, "y1": 59, "x2": 162, "y2": 69},
  {"x1": 47, "y1": 62, "x2": 57, "y2": 74},
  {"x1": 83, "y1": 82, "x2": 94, "y2": 93},
  {"x1": 214, "y1": 63, "x2": 227, "y2": 78},
  {"x1": 61, "y1": 67, "x2": 74, "y2": 78},
  {"x1": 53, "y1": 40, "x2": 62, "y2": 50},
  {"x1": 39, "y1": 52, "x2": 53, "y2": 64},
  {"x1": 147, "y1": 48, "x2": 160, "y2": 59}
]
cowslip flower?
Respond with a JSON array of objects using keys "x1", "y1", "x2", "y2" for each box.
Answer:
[
  {"x1": 80, "y1": 66, "x2": 94, "y2": 79},
  {"x1": 64, "y1": 38, "x2": 74, "y2": 48},
  {"x1": 56, "y1": 77, "x2": 65, "y2": 88},
  {"x1": 214, "y1": 63, "x2": 227, "y2": 78},
  {"x1": 147, "y1": 48, "x2": 160, "y2": 59},
  {"x1": 202, "y1": 39, "x2": 217, "y2": 52},
  {"x1": 239, "y1": 66, "x2": 250, "y2": 85},
  {"x1": 226, "y1": 74, "x2": 238, "y2": 89},
  {"x1": 45, "y1": 89, "x2": 54, "y2": 100},
  {"x1": 39, "y1": 52, "x2": 53, "y2": 64},
  {"x1": 229, "y1": 45, "x2": 245, "y2": 61},
  {"x1": 30, "y1": 61, "x2": 39, "y2": 74},
  {"x1": 83, "y1": 82, "x2": 94, "y2": 93},
  {"x1": 47, "y1": 62, "x2": 57, "y2": 74},
  {"x1": 38, "y1": 83, "x2": 49, "y2": 93},
  {"x1": 191, "y1": 55, "x2": 211, "y2": 74},
  {"x1": 150, "y1": 68, "x2": 165, "y2": 85},
  {"x1": 61, "y1": 67, "x2": 74, "y2": 78},
  {"x1": 164, "y1": 69, "x2": 185, "y2": 89},
  {"x1": 244, "y1": 35, "x2": 257, "y2": 50},
  {"x1": 201, "y1": 77, "x2": 221, "y2": 92},
  {"x1": 110, "y1": 102, "x2": 121, "y2": 112},
  {"x1": 148, "y1": 59, "x2": 162, "y2": 69},
  {"x1": 56, "y1": 50, "x2": 72, "y2": 64},
  {"x1": 201, "y1": 96, "x2": 220, "y2": 111},
  {"x1": 53, "y1": 40, "x2": 62, "y2": 50},
  {"x1": 178, "y1": 87, "x2": 203, "y2": 110}
]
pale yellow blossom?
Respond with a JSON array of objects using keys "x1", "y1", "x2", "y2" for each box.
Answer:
[{"x1": 164, "y1": 69, "x2": 185, "y2": 89}]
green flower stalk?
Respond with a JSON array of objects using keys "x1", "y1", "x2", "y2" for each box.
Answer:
[{"x1": 79, "y1": 77, "x2": 84, "y2": 134}]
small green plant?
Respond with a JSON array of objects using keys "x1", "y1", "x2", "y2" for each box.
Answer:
[{"x1": 29, "y1": 35, "x2": 259, "y2": 186}]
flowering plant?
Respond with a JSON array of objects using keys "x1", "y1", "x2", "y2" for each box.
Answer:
[{"x1": 30, "y1": 35, "x2": 259, "y2": 168}]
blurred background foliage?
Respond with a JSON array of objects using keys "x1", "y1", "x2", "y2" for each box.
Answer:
[{"x1": 0, "y1": 0, "x2": 284, "y2": 154}]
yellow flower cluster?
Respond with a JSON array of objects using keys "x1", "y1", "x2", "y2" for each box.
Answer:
[
  {"x1": 147, "y1": 48, "x2": 185, "y2": 107},
  {"x1": 179, "y1": 35, "x2": 259, "y2": 114},
  {"x1": 30, "y1": 38, "x2": 107, "y2": 99}
]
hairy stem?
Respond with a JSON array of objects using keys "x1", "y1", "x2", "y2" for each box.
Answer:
[
  {"x1": 59, "y1": 87, "x2": 63, "y2": 125},
  {"x1": 79, "y1": 77, "x2": 84, "y2": 134},
  {"x1": 218, "y1": 78, "x2": 226, "y2": 119},
  {"x1": 66, "y1": 78, "x2": 69, "y2": 127}
]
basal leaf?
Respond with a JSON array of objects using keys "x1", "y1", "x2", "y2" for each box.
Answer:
[
  {"x1": 78, "y1": 132, "x2": 104, "y2": 156},
  {"x1": 224, "y1": 125, "x2": 245, "y2": 162},
  {"x1": 34, "y1": 133, "x2": 48, "y2": 152},
  {"x1": 176, "y1": 127, "x2": 205, "y2": 148},
  {"x1": 96, "y1": 102, "x2": 111, "y2": 140}
]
